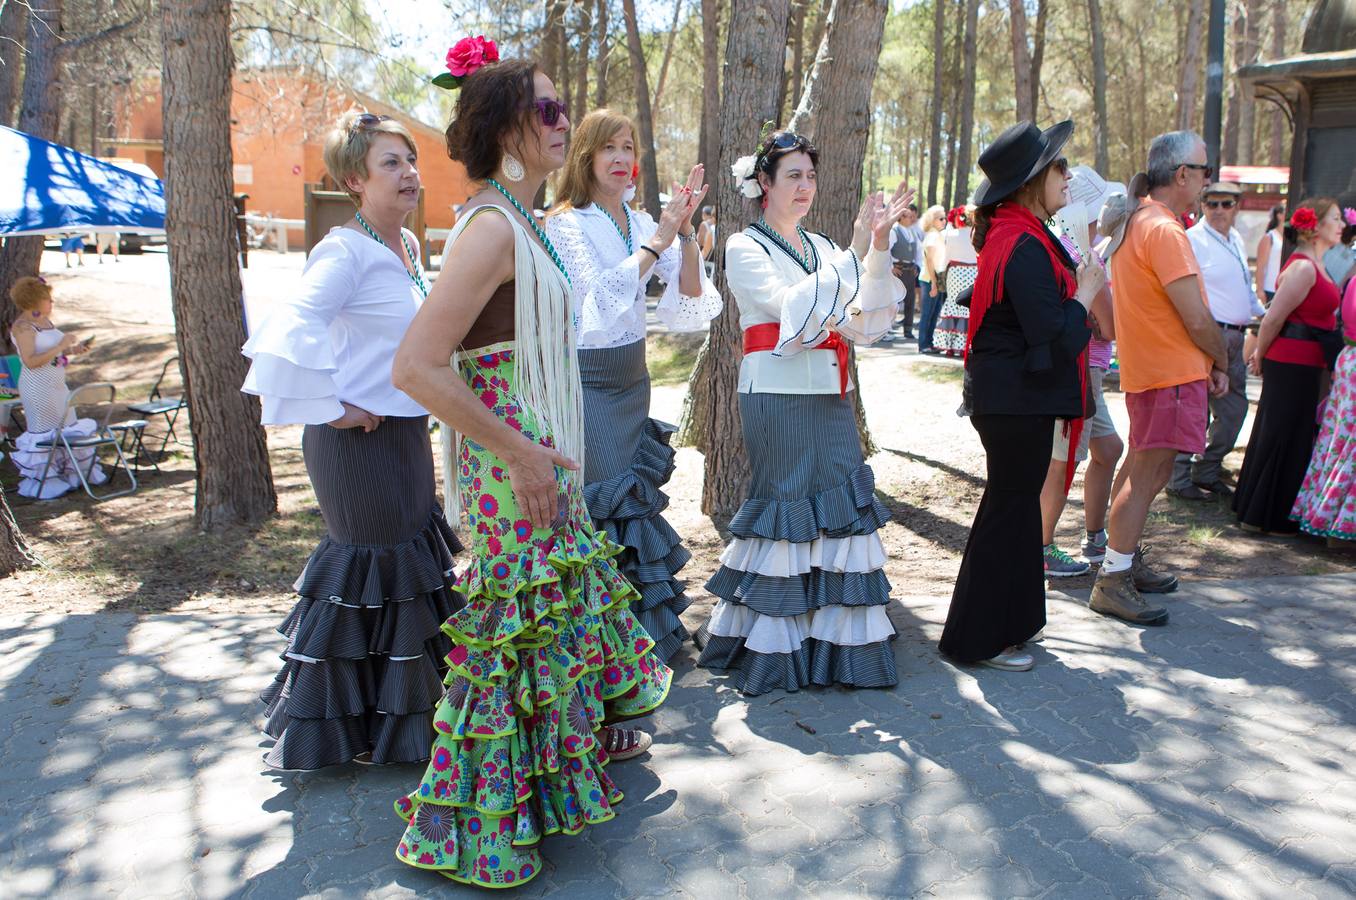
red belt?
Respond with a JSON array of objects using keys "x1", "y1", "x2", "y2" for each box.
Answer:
[{"x1": 743, "y1": 322, "x2": 850, "y2": 397}]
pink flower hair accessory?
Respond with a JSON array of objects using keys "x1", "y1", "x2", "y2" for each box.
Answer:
[
  {"x1": 1290, "y1": 207, "x2": 1318, "y2": 233},
  {"x1": 1343, "y1": 207, "x2": 1356, "y2": 227},
  {"x1": 433, "y1": 36, "x2": 499, "y2": 90}
]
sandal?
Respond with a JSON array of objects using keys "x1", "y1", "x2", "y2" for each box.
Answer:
[{"x1": 601, "y1": 726, "x2": 653, "y2": 762}]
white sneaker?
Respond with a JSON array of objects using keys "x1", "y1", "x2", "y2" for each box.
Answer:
[{"x1": 978, "y1": 647, "x2": 1034, "y2": 671}]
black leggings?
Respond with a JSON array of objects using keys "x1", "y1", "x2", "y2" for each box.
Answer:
[{"x1": 940, "y1": 414, "x2": 1054, "y2": 663}]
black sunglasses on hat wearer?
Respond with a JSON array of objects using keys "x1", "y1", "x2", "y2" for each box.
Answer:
[{"x1": 1204, "y1": 199, "x2": 1236, "y2": 209}]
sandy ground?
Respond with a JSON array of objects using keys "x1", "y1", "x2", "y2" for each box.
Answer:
[{"x1": 4, "y1": 247, "x2": 1352, "y2": 617}]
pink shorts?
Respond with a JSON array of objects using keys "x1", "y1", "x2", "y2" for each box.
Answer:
[{"x1": 1126, "y1": 380, "x2": 1208, "y2": 453}]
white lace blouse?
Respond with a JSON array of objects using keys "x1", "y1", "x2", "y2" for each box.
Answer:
[
  {"x1": 241, "y1": 227, "x2": 427, "y2": 424},
  {"x1": 726, "y1": 228, "x2": 901, "y2": 395},
  {"x1": 545, "y1": 204, "x2": 722, "y2": 349}
]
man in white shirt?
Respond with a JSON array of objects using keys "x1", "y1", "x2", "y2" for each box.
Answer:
[
  {"x1": 884, "y1": 204, "x2": 924, "y2": 342},
  {"x1": 1169, "y1": 181, "x2": 1264, "y2": 501}
]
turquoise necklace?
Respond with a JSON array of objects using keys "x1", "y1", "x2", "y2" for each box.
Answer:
[
  {"x1": 753, "y1": 217, "x2": 818, "y2": 273},
  {"x1": 354, "y1": 210, "x2": 428, "y2": 297},
  {"x1": 486, "y1": 178, "x2": 571, "y2": 286},
  {"x1": 595, "y1": 201, "x2": 633, "y2": 253}
]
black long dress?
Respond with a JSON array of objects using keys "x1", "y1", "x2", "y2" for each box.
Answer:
[{"x1": 939, "y1": 233, "x2": 1090, "y2": 663}]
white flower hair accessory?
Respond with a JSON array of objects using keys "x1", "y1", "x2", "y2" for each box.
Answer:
[{"x1": 731, "y1": 154, "x2": 763, "y2": 199}]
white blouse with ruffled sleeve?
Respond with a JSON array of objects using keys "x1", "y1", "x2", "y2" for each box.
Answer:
[
  {"x1": 241, "y1": 226, "x2": 427, "y2": 425},
  {"x1": 725, "y1": 228, "x2": 902, "y2": 396},
  {"x1": 545, "y1": 204, "x2": 722, "y2": 350}
]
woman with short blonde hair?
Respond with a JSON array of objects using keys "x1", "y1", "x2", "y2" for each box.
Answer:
[
  {"x1": 241, "y1": 109, "x2": 461, "y2": 771},
  {"x1": 917, "y1": 204, "x2": 948, "y2": 354},
  {"x1": 544, "y1": 108, "x2": 719, "y2": 664}
]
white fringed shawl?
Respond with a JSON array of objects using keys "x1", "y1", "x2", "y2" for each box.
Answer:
[{"x1": 439, "y1": 203, "x2": 585, "y2": 527}]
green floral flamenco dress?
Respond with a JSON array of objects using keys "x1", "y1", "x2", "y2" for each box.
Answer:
[{"x1": 393, "y1": 206, "x2": 672, "y2": 888}]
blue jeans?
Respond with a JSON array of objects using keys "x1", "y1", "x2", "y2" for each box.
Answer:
[{"x1": 918, "y1": 280, "x2": 943, "y2": 351}]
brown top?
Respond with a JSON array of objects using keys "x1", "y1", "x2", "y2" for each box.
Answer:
[{"x1": 463, "y1": 279, "x2": 516, "y2": 350}]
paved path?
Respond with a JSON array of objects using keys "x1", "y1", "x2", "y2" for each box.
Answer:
[{"x1": 3, "y1": 573, "x2": 1355, "y2": 898}]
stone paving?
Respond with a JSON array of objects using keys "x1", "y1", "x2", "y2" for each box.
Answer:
[{"x1": 2, "y1": 572, "x2": 1355, "y2": 899}]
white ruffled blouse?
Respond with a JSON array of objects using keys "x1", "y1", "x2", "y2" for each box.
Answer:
[
  {"x1": 545, "y1": 204, "x2": 722, "y2": 349},
  {"x1": 726, "y1": 228, "x2": 902, "y2": 395},
  {"x1": 241, "y1": 227, "x2": 427, "y2": 424}
]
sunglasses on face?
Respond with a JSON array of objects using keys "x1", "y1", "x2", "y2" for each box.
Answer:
[
  {"x1": 1204, "y1": 199, "x2": 1236, "y2": 209},
  {"x1": 1050, "y1": 157, "x2": 1069, "y2": 176},
  {"x1": 535, "y1": 98, "x2": 568, "y2": 127},
  {"x1": 1182, "y1": 163, "x2": 1214, "y2": 179}
]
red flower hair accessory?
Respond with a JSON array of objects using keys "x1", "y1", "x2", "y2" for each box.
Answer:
[
  {"x1": 1290, "y1": 207, "x2": 1318, "y2": 233},
  {"x1": 946, "y1": 206, "x2": 969, "y2": 228},
  {"x1": 433, "y1": 36, "x2": 499, "y2": 90}
]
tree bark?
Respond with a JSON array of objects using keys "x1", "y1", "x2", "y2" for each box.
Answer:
[
  {"x1": 952, "y1": 0, "x2": 979, "y2": 207},
  {"x1": 1236, "y1": 0, "x2": 1261, "y2": 166},
  {"x1": 0, "y1": 0, "x2": 63, "y2": 351},
  {"x1": 0, "y1": 0, "x2": 28, "y2": 127},
  {"x1": 786, "y1": 0, "x2": 832, "y2": 135},
  {"x1": 698, "y1": 0, "x2": 721, "y2": 177},
  {"x1": 1030, "y1": 0, "x2": 1048, "y2": 113},
  {"x1": 593, "y1": 0, "x2": 610, "y2": 108},
  {"x1": 1223, "y1": 3, "x2": 1243, "y2": 164},
  {"x1": 1008, "y1": 0, "x2": 1034, "y2": 122},
  {"x1": 651, "y1": 0, "x2": 687, "y2": 119},
  {"x1": 683, "y1": 0, "x2": 792, "y2": 524},
  {"x1": 1269, "y1": 0, "x2": 1286, "y2": 165},
  {"x1": 1087, "y1": 0, "x2": 1110, "y2": 175},
  {"x1": 162, "y1": 0, "x2": 277, "y2": 528},
  {"x1": 621, "y1": 0, "x2": 661, "y2": 217},
  {"x1": 573, "y1": 0, "x2": 592, "y2": 124},
  {"x1": 1176, "y1": 0, "x2": 1206, "y2": 131},
  {"x1": 788, "y1": 0, "x2": 806, "y2": 113},
  {"x1": 541, "y1": 0, "x2": 568, "y2": 86},
  {"x1": 927, "y1": 0, "x2": 946, "y2": 207},
  {"x1": 943, "y1": 0, "x2": 962, "y2": 207},
  {"x1": 0, "y1": 490, "x2": 37, "y2": 576}
]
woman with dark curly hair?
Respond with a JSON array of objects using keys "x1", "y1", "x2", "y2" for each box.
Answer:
[{"x1": 388, "y1": 40, "x2": 670, "y2": 888}]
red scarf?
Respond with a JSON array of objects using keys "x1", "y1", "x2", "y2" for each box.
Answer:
[{"x1": 967, "y1": 202, "x2": 1088, "y2": 492}]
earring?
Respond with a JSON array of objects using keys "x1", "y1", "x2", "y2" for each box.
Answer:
[
  {"x1": 502, "y1": 153, "x2": 525, "y2": 183},
  {"x1": 760, "y1": 195, "x2": 769, "y2": 210}
]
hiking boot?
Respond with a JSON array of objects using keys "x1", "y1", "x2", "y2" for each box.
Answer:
[
  {"x1": 1090, "y1": 569, "x2": 1169, "y2": 626},
  {"x1": 1132, "y1": 545, "x2": 1179, "y2": 594},
  {"x1": 1044, "y1": 543, "x2": 1091, "y2": 577},
  {"x1": 1081, "y1": 529, "x2": 1108, "y2": 564}
]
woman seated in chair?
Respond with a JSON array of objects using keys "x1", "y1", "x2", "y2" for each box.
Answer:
[{"x1": 7, "y1": 276, "x2": 107, "y2": 499}]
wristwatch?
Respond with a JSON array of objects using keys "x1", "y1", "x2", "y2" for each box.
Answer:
[{"x1": 677, "y1": 231, "x2": 695, "y2": 244}]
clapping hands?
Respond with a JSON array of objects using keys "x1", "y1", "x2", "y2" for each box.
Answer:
[{"x1": 852, "y1": 180, "x2": 917, "y2": 255}]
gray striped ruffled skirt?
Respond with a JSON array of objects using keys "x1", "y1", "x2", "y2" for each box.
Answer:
[
  {"x1": 579, "y1": 340, "x2": 691, "y2": 663},
  {"x1": 260, "y1": 414, "x2": 463, "y2": 770},
  {"x1": 696, "y1": 391, "x2": 898, "y2": 695}
]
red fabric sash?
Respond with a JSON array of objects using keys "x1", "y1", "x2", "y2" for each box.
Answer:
[
  {"x1": 968, "y1": 202, "x2": 1087, "y2": 492},
  {"x1": 743, "y1": 322, "x2": 850, "y2": 397}
]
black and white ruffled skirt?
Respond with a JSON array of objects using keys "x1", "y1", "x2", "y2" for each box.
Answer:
[
  {"x1": 578, "y1": 341, "x2": 691, "y2": 663},
  {"x1": 260, "y1": 414, "x2": 463, "y2": 770},
  {"x1": 697, "y1": 391, "x2": 898, "y2": 696}
]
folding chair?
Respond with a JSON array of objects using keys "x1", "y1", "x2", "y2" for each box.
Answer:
[
  {"x1": 126, "y1": 356, "x2": 187, "y2": 460},
  {"x1": 33, "y1": 383, "x2": 138, "y2": 501}
]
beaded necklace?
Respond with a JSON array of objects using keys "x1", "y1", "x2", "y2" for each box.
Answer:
[
  {"x1": 354, "y1": 210, "x2": 428, "y2": 297},
  {"x1": 595, "y1": 202, "x2": 633, "y2": 253},
  {"x1": 486, "y1": 178, "x2": 572, "y2": 286},
  {"x1": 753, "y1": 218, "x2": 819, "y2": 273}
]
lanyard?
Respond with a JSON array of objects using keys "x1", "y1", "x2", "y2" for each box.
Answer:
[{"x1": 1204, "y1": 226, "x2": 1252, "y2": 293}]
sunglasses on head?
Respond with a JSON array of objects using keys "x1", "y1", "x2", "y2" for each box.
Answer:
[
  {"x1": 349, "y1": 113, "x2": 391, "y2": 133},
  {"x1": 535, "y1": 98, "x2": 568, "y2": 127},
  {"x1": 1182, "y1": 162, "x2": 1214, "y2": 179},
  {"x1": 1204, "y1": 199, "x2": 1236, "y2": 209}
]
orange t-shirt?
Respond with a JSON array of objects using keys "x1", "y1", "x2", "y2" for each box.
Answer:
[{"x1": 1109, "y1": 199, "x2": 1213, "y2": 393}]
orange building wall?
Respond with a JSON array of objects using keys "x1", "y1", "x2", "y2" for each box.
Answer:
[{"x1": 107, "y1": 71, "x2": 471, "y2": 245}]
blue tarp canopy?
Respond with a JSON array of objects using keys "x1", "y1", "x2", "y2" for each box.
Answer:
[{"x1": 0, "y1": 125, "x2": 166, "y2": 236}]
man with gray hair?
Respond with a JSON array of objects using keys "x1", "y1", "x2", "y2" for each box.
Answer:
[{"x1": 1092, "y1": 131, "x2": 1229, "y2": 626}]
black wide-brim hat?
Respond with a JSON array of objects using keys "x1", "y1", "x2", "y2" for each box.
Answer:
[{"x1": 972, "y1": 119, "x2": 1074, "y2": 207}]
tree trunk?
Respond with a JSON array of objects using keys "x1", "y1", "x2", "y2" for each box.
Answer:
[
  {"x1": 1008, "y1": 0, "x2": 1034, "y2": 122},
  {"x1": 1087, "y1": 0, "x2": 1110, "y2": 175},
  {"x1": 684, "y1": 0, "x2": 792, "y2": 524},
  {"x1": 621, "y1": 0, "x2": 661, "y2": 218},
  {"x1": 161, "y1": 0, "x2": 277, "y2": 529},
  {"x1": 927, "y1": 0, "x2": 945, "y2": 206},
  {"x1": 943, "y1": 0, "x2": 962, "y2": 207},
  {"x1": 953, "y1": 0, "x2": 979, "y2": 207},
  {"x1": 787, "y1": 0, "x2": 888, "y2": 458},
  {"x1": 1236, "y1": 0, "x2": 1261, "y2": 166},
  {"x1": 0, "y1": 0, "x2": 63, "y2": 351},
  {"x1": 698, "y1": 0, "x2": 721, "y2": 177},
  {"x1": 0, "y1": 490, "x2": 37, "y2": 576},
  {"x1": 593, "y1": 0, "x2": 610, "y2": 108},
  {"x1": 0, "y1": 0, "x2": 28, "y2": 127},
  {"x1": 651, "y1": 0, "x2": 687, "y2": 119},
  {"x1": 789, "y1": 0, "x2": 806, "y2": 112},
  {"x1": 1030, "y1": 0, "x2": 1048, "y2": 113},
  {"x1": 541, "y1": 1, "x2": 568, "y2": 86},
  {"x1": 1177, "y1": 0, "x2": 1206, "y2": 131},
  {"x1": 1269, "y1": 0, "x2": 1285, "y2": 164},
  {"x1": 573, "y1": 0, "x2": 592, "y2": 124}
]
